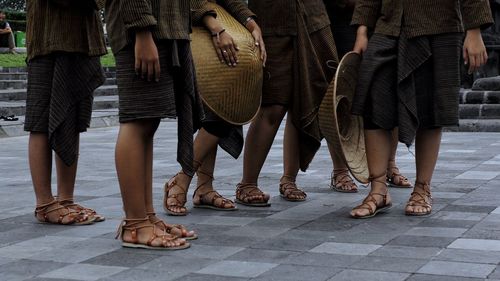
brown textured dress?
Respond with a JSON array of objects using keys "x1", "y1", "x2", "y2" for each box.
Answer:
[
  {"x1": 248, "y1": 0, "x2": 338, "y2": 172},
  {"x1": 24, "y1": 0, "x2": 107, "y2": 166},
  {"x1": 350, "y1": 0, "x2": 493, "y2": 145}
]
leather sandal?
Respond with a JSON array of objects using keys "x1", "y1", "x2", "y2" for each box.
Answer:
[
  {"x1": 279, "y1": 175, "x2": 307, "y2": 202},
  {"x1": 147, "y1": 212, "x2": 198, "y2": 240},
  {"x1": 58, "y1": 198, "x2": 105, "y2": 222},
  {"x1": 405, "y1": 181, "x2": 432, "y2": 216},
  {"x1": 387, "y1": 166, "x2": 412, "y2": 188},
  {"x1": 163, "y1": 172, "x2": 189, "y2": 216},
  {"x1": 115, "y1": 217, "x2": 190, "y2": 250},
  {"x1": 330, "y1": 169, "x2": 358, "y2": 193},
  {"x1": 193, "y1": 170, "x2": 236, "y2": 211},
  {"x1": 235, "y1": 183, "x2": 271, "y2": 207},
  {"x1": 350, "y1": 175, "x2": 392, "y2": 219},
  {"x1": 34, "y1": 199, "x2": 94, "y2": 225}
]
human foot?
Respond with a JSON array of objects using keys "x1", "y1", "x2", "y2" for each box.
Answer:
[
  {"x1": 35, "y1": 199, "x2": 94, "y2": 225},
  {"x1": 350, "y1": 177, "x2": 392, "y2": 218},
  {"x1": 331, "y1": 169, "x2": 358, "y2": 193},
  {"x1": 279, "y1": 176, "x2": 307, "y2": 202},
  {"x1": 164, "y1": 172, "x2": 190, "y2": 216},
  {"x1": 147, "y1": 213, "x2": 197, "y2": 240},
  {"x1": 387, "y1": 166, "x2": 412, "y2": 188},
  {"x1": 405, "y1": 182, "x2": 432, "y2": 216},
  {"x1": 235, "y1": 183, "x2": 270, "y2": 207},
  {"x1": 116, "y1": 218, "x2": 189, "y2": 250},
  {"x1": 193, "y1": 170, "x2": 236, "y2": 211},
  {"x1": 59, "y1": 198, "x2": 105, "y2": 222}
]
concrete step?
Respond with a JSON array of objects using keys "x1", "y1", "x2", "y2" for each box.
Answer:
[
  {"x1": 0, "y1": 73, "x2": 27, "y2": 80},
  {"x1": 459, "y1": 104, "x2": 500, "y2": 119},
  {"x1": 0, "y1": 109, "x2": 119, "y2": 137},
  {"x1": 0, "y1": 78, "x2": 115, "y2": 90},
  {"x1": 460, "y1": 89, "x2": 500, "y2": 104},
  {"x1": 0, "y1": 85, "x2": 117, "y2": 101},
  {"x1": 445, "y1": 119, "x2": 500, "y2": 132},
  {"x1": 0, "y1": 95, "x2": 119, "y2": 116}
]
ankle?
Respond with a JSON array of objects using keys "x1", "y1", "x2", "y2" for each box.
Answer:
[
  {"x1": 280, "y1": 175, "x2": 296, "y2": 183},
  {"x1": 36, "y1": 196, "x2": 56, "y2": 206}
]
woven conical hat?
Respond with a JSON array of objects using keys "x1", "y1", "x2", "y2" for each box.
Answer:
[
  {"x1": 191, "y1": 4, "x2": 263, "y2": 125},
  {"x1": 319, "y1": 51, "x2": 369, "y2": 184}
]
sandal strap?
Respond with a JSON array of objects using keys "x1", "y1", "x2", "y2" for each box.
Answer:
[
  {"x1": 407, "y1": 182, "x2": 432, "y2": 207},
  {"x1": 35, "y1": 200, "x2": 79, "y2": 224},
  {"x1": 116, "y1": 217, "x2": 180, "y2": 247},
  {"x1": 164, "y1": 174, "x2": 188, "y2": 207},
  {"x1": 353, "y1": 192, "x2": 388, "y2": 215},
  {"x1": 279, "y1": 181, "x2": 306, "y2": 196},
  {"x1": 236, "y1": 183, "x2": 266, "y2": 197}
]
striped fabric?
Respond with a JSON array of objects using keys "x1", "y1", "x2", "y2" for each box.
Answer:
[
  {"x1": 26, "y1": 0, "x2": 106, "y2": 61},
  {"x1": 352, "y1": 0, "x2": 493, "y2": 38},
  {"x1": 248, "y1": 0, "x2": 330, "y2": 37},
  {"x1": 351, "y1": 33, "x2": 463, "y2": 146},
  {"x1": 210, "y1": 0, "x2": 256, "y2": 25},
  {"x1": 105, "y1": 0, "x2": 215, "y2": 54},
  {"x1": 114, "y1": 40, "x2": 204, "y2": 177},
  {"x1": 24, "y1": 54, "x2": 105, "y2": 166}
]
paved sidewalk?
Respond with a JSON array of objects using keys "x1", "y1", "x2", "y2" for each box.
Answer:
[{"x1": 2, "y1": 122, "x2": 500, "y2": 281}]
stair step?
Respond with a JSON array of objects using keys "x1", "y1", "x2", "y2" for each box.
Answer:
[
  {"x1": 460, "y1": 89, "x2": 500, "y2": 104},
  {"x1": 459, "y1": 104, "x2": 500, "y2": 119},
  {"x1": 0, "y1": 73, "x2": 27, "y2": 80},
  {"x1": 0, "y1": 85, "x2": 117, "y2": 101},
  {"x1": 0, "y1": 78, "x2": 115, "y2": 90},
  {"x1": 445, "y1": 119, "x2": 500, "y2": 132},
  {"x1": 0, "y1": 95, "x2": 119, "y2": 116}
]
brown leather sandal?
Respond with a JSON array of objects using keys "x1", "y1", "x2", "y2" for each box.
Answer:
[
  {"x1": 330, "y1": 169, "x2": 358, "y2": 193},
  {"x1": 235, "y1": 183, "x2": 271, "y2": 207},
  {"x1": 193, "y1": 170, "x2": 237, "y2": 211},
  {"x1": 387, "y1": 166, "x2": 412, "y2": 188},
  {"x1": 405, "y1": 181, "x2": 432, "y2": 216},
  {"x1": 58, "y1": 198, "x2": 105, "y2": 222},
  {"x1": 350, "y1": 176, "x2": 392, "y2": 219},
  {"x1": 147, "y1": 212, "x2": 198, "y2": 240},
  {"x1": 35, "y1": 199, "x2": 94, "y2": 225},
  {"x1": 279, "y1": 176, "x2": 307, "y2": 202},
  {"x1": 164, "y1": 173, "x2": 189, "y2": 216},
  {"x1": 115, "y1": 217, "x2": 190, "y2": 250}
]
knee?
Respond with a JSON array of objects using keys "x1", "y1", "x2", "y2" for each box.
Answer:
[{"x1": 260, "y1": 106, "x2": 286, "y2": 127}]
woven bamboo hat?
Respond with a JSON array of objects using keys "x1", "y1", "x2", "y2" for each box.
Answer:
[
  {"x1": 319, "y1": 51, "x2": 369, "y2": 184},
  {"x1": 191, "y1": 4, "x2": 263, "y2": 125}
]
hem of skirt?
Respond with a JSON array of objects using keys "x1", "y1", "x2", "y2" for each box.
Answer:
[{"x1": 119, "y1": 114, "x2": 177, "y2": 123}]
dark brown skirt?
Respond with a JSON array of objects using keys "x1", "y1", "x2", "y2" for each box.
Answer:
[
  {"x1": 352, "y1": 33, "x2": 462, "y2": 145},
  {"x1": 115, "y1": 40, "x2": 204, "y2": 176},
  {"x1": 202, "y1": 108, "x2": 243, "y2": 159},
  {"x1": 24, "y1": 53, "x2": 104, "y2": 166}
]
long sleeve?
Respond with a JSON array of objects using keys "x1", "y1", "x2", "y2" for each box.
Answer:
[
  {"x1": 120, "y1": 0, "x2": 157, "y2": 31},
  {"x1": 351, "y1": 0, "x2": 381, "y2": 29},
  {"x1": 217, "y1": 0, "x2": 255, "y2": 25},
  {"x1": 191, "y1": 0, "x2": 217, "y2": 25},
  {"x1": 460, "y1": 0, "x2": 493, "y2": 30}
]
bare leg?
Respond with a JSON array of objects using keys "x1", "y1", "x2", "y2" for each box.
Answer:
[
  {"x1": 327, "y1": 141, "x2": 358, "y2": 192},
  {"x1": 56, "y1": 138, "x2": 79, "y2": 200},
  {"x1": 238, "y1": 105, "x2": 287, "y2": 204},
  {"x1": 387, "y1": 128, "x2": 412, "y2": 188},
  {"x1": 29, "y1": 132, "x2": 54, "y2": 205},
  {"x1": 164, "y1": 128, "x2": 219, "y2": 215},
  {"x1": 280, "y1": 116, "x2": 306, "y2": 201},
  {"x1": 350, "y1": 129, "x2": 392, "y2": 217},
  {"x1": 193, "y1": 146, "x2": 235, "y2": 209},
  {"x1": 405, "y1": 127, "x2": 441, "y2": 215}
]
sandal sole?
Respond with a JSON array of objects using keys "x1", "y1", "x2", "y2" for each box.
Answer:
[
  {"x1": 330, "y1": 186, "x2": 358, "y2": 193},
  {"x1": 235, "y1": 199, "x2": 271, "y2": 207},
  {"x1": 163, "y1": 206, "x2": 188, "y2": 216},
  {"x1": 279, "y1": 194, "x2": 307, "y2": 202},
  {"x1": 122, "y1": 242, "x2": 191, "y2": 251},
  {"x1": 350, "y1": 204, "x2": 393, "y2": 219},
  {"x1": 387, "y1": 182, "x2": 413, "y2": 188},
  {"x1": 405, "y1": 211, "x2": 432, "y2": 216},
  {"x1": 193, "y1": 205, "x2": 238, "y2": 211}
]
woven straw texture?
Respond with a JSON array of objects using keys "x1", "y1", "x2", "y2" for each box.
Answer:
[
  {"x1": 191, "y1": 4, "x2": 263, "y2": 125},
  {"x1": 319, "y1": 52, "x2": 369, "y2": 184}
]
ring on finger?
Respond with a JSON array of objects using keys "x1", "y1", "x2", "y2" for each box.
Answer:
[{"x1": 222, "y1": 50, "x2": 228, "y2": 53}]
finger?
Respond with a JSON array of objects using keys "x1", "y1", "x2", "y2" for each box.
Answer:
[
  {"x1": 482, "y1": 50, "x2": 488, "y2": 66},
  {"x1": 147, "y1": 61, "x2": 154, "y2": 82},
  {"x1": 229, "y1": 44, "x2": 239, "y2": 64},
  {"x1": 135, "y1": 58, "x2": 141, "y2": 76},
  {"x1": 463, "y1": 47, "x2": 469, "y2": 65},
  {"x1": 468, "y1": 54, "x2": 477, "y2": 74},
  {"x1": 233, "y1": 39, "x2": 239, "y2": 51},
  {"x1": 226, "y1": 47, "x2": 237, "y2": 66},
  {"x1": 141, "y1": 60, "x2": 148, "y2": 79},
  {"x1": 154, "y1": 59, "x2": 161, "y2": 82},
  {"x1": 222, "y1": 49, "x2": 231, "y2": 66}
]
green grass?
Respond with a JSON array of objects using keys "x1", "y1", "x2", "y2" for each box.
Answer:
[{"x1": 0, "y1": 52, "x2": 116, "y2": 68}]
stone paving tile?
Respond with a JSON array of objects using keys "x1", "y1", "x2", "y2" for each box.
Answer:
[
  {"x1": 173, "y1": 274, "x2": 250, "y2": 281},
  {"x1": 164, "y1": 244, "x2": 244, "y2": 260},
  {"x1": 347, "y1": 256, "x2": 429, "y2": 273},
  {"x1": 488, "y1": 265, "x2": 500, "y2": 279},
  {"x1": 248, "y1": 237, "x2": 324, "y2": 252},
  {"x1": 252, "y1": 264, "x2": 341, "y2": 281},
  {"x1": 226, "y1": 248, "x2": 301, "y2": 264},
  {"x1": 82, "y1": 249, "x2": 160, "y2": 267},
  {"x1": 434, "y1": 248, "x2": 500, "y2": 264},
  {"x1": 448, "y1": 238, "x2": 500, "y2": 251},
  {"x1": 0, "y1": 259, "x2": 69, "y2": 281},
  {"x1": 405, "y1": 274, "x2": 484, "y2": 281},
  {"x1": 99, "y1": 268, "x2": 185, "y2": 281},
  {"x1": 368, "y1": 245, "x2": 442, "y2": 259},
  {"x1": 195, "y1": 260, "x2": 278, "y2": 278},
  {"x1": 309, "y1": 242, "x2": 381, "y2": 256},
  {"x1": 405, "y1": 226, "x2": 468, "y2": 237},
  {"x1": 417, "y1": 260, "x2": 496, "y2": 278},
  {"x1": 327, "y1": 269, "x2": 410, "y2": 281},
  {"x1": 39, "y1": 264, "x2": 127, "y2": 281}
]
